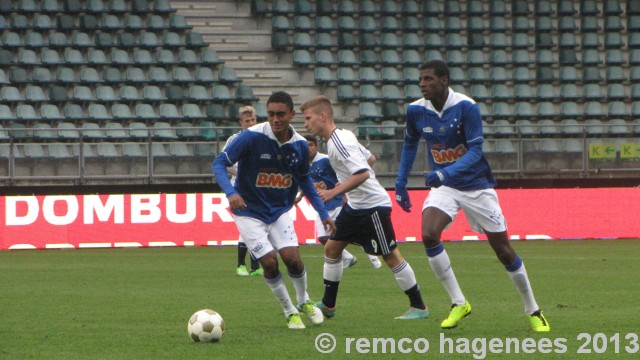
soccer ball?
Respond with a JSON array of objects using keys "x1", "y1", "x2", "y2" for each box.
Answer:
[{"x1": 188, "y1": 309, "x2": 225, "y2": 343}]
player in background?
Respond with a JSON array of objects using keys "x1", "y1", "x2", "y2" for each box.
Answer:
[
  {"x1": 394, "y1": 60, "x2": 550, "y2": 332},
  {"x1": 296, "y1": 135, "x2": 382, "y2": 269},
  {"x1": 301, "y1": 95, "x2": 429, "y2": 320},
  {"x1": 213, "y1": 91, "x2": 336, "y2": 329},
  {"x1": 223, "y1": 105, "x2": 262, "y2": 277}
]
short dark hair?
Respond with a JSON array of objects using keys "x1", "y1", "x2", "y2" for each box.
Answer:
[
  {"x1": 267, "y1": 91, "x2": 294, "y2": 111},
  {"x1": 303, "y1": 134, "x2": 317, "y2": 146},
  {"x1": 420, "y1": 60, "x2": 450, "y2": 78}
]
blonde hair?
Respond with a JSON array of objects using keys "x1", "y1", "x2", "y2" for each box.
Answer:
[
  {"x1": 299, "y1": 95, "x2": 334, "y2": 119},
  {"x1": 238, "y1": 105, "x2": 256, "y2": 117}
]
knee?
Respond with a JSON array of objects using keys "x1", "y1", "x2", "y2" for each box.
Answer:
[
  {"x1": 421, "y1": 228, "x2": 442, "y2": 248},
  {"x1": 259, "y1": 253, "x2": 279, "y2": 273},
  {"x1": 323, "y1": 241, "x2": 343, "y2": 259},
  {"x1": 493, "y1": 245, "x2": 516, "y2": 266},
  {"x1": 284, "y1": 257, "x2": 304, "y2": 274}
]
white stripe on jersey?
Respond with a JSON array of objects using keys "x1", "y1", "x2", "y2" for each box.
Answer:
[
  {"x1": 371, "y1": 211, "x2": 390, "y2": 254},
  {"x1": 330, "y1": 131, "x2": 351, "y2": 159},
  {"x1": 410, "y1": 88, "x2": 476, "y2": 117}
]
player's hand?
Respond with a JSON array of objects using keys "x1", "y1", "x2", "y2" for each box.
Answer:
[
  {"x1": 228, "y1": 194, "x2": 247, "y2": 210},
  {"x1": 394, "y1": 183, "x2": 412, "y2": 213},
  {"x1": 317, "y1": 189, "x2": 335, "y2": 203},
  {"x1": 322, "y1": 218, "x2": 336, "y2": 237},
  {"x1": 426, "y1": 170, "x2": 449, "y2": 188}
]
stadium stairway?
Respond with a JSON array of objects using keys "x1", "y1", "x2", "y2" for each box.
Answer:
[{"x1": 172, "y1": 0, "x2": 355, "y2": 122}]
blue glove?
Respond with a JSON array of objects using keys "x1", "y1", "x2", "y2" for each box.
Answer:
[
  {"x1": 426, "y1": 170, "x2": 449, "y2": 188},
  {"x1": 394, "y1": 182, "x2": 412, "y2": 213}
]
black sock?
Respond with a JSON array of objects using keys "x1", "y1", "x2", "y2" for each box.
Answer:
[
  {"x1": 405, "y1": 284, "x2": 426, "y2": 310},
  {"x1": 249, "y1": 253, "x2": 260, "y2": 272},
  {"x1": 322, "y1": 280, "x2": 340, "y2": 308},
  {"x1": 237, "y1": 243, "x2": 247, "y2": 267}
]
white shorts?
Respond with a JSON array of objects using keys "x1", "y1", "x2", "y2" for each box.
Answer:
[
  {"x1": 422, "y1": 186, "x2": 507, "y2": 234},
  {"x1": 234, "y1": 212, "x2": 299, "y2": 259},
  {"x1": 315, "y1": 207, "x2": 342, "y2": 239}
]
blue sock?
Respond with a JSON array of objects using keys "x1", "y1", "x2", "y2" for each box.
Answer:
[
  {"x1": 425, "y1": 243, "x2": 445, "y2": 257},
  {"x1": 505, "y1": 255, "x2": 523, "y2": 272}
]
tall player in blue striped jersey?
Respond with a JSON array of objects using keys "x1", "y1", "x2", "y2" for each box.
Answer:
[
  {"x1": 302, "y1": 95, "x2": 429, "y2": 320},
  {"x1": 296, "y1": 135, "x2": 382, "y2": 269},
  {"x1": 223, "y1": 105, "x2": 262, "y2": 277},
  {"x1": 395, "y1": 60, "x2": 550, "y2": 332},
  {"x1": 212, "y1": 91, "x2": 336, "y2": 330}
]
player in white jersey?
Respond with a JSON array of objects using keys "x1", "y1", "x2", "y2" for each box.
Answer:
[
  {"x1": 223, "y1": 105, "x2": 262, "y2": 277},
  {"x1": 295, "y1": 135, "x2": 382, "y2": 269},
  {"x1": 395, "y1": 60, "x2": 550, "y2": 332},
  {"x1": 301, "y1": 95, "x2": 429, "y2": 320},
  {"x1": 213, "y1": 91, "x2": 336, "y2": 330}
]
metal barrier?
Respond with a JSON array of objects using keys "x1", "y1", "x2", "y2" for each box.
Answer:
[{"x1": 1, "y1": 124, "x2": 638, "y2": 187}]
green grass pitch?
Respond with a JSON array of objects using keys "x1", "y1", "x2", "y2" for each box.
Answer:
[{"x1": 1, "y1": 240, "x2": 639, "y2": 359}]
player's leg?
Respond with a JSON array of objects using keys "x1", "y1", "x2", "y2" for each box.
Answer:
[
  {"x1": 316, "y1": 209, "x2": 357, "y2": 268},
  {"x1": 318, "y1": 238, "x2": 348, "y2": 317},
  {"x1": 363, "y1": 207, "x2": 427, "y2": 320},
  {"x1": 486, "y1": 231, "x2": 550, "y2": 332},
  {"x1": 236, "y1": 236, "x2": 249, "y2": 276},
  {"x1": 422, "y1": 188, "x2": 470, "y2": 328},
  {"x1": 423, "y1": 207, "x2": 466, "y2": 306},
  {"x1": 367, "y1": 254, "x2": 382, "y2": 269},
  {"x1": 248, "y1": 251, "x2": 262, "y2": 276},
  {"x1": 464, "y1": 189, "x2": 549, "y2": 332},
  {"x1": 274, "y1": 214, "x2": 323, "y2": 326},
  {"x1": 236, "y1": 215, "x2": 302, "y2": 328}
]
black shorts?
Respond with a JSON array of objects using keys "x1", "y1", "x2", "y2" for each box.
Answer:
[{"x1": 331, "y1": 204, "x2": 397, "y2": 256}]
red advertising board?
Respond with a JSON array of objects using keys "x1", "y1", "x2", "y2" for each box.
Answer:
[{"x1": 1, "y1": 188, "x2": 639, "y2": 250}]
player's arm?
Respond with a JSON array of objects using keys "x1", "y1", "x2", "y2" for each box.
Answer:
[
  {"x1": 358, "y1": 143, "x2": 376, "y2": 166},
  {"x1": 298, "y1": 174, "x2": 335, "y2": 234},
  {"x1": 367, "y1": 153, "x2": 376, "y2": 166},
  {"x1": 319, "y1": 170, "x2": 369, "y2": 203},
  {"x1": 396, "y1": 121, "x2": 421, "y2": 186},
  {"x1": 395, "y1": 106, "x2": 421, "y2": 212},
  {"x1": 226, "y1": 165, "x2": 237, "y2": 177}
]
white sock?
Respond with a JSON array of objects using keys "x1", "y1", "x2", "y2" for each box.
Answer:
[
  {"x1": 391, "y1": 260, "x2": 417, "y2": 291},
  {"x1": 428, "y1": 248, "x2": 465, "y2": 305},
  {"x1": 368, "y1": 255, "x2": 379, "y2": 262},
  {"x1": 288, "y1": 268, "x2": 310, "y2": 305},
  {"x1": 264, "y1": 273, "x2": 297, "y2": 317},
  {"x1": 323, "y1": 257, "x2": 343, "y2": 282},
  {"x1": 506, "y1": 258, "x2": 540, "y2": 314}
]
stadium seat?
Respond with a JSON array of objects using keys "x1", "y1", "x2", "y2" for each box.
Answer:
[
  {"x1": 584, "y1": 84, "x2": 603, "y2": 100},
  {"x1": 608, "y1": 119, "x2": 629, "y2": 135},
  {"x1": 512, "y1": 66, "x2": 533, "y2": 83},
  {"x1": 609, "y1": 101, "x2": 628, "y2": 117},
  {"x1": 314, "y1": 49, "x2": 336, "y2": 66},
  {"x1": 558, "y1": 0, "x2": 577, "y2": 14},
  {"x1": 358, "y1": 101, "x2": 382, "y2": 119},
  {"x1": 514, "y1": 84, "x2": 534, "y2": 101}
]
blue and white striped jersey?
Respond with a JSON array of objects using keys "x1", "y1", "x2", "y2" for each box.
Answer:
[
  {"x1": 213, "y1": 122, "x2": 328, "y2": 224},
  {"x1": 402, "y1": 88, "x2": 496, "y2": 190}
]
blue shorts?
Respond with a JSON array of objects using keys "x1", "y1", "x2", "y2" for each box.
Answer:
[{"x1": 331, "y1": 204, "x2": 396, "y2": 255}]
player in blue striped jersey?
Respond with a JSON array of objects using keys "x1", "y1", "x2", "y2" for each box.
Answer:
[
  {"x1": 213, "y1": 91, "x2": 335, "y2": 329},
  {"x1": 302, "y1": 95, "x2": 429, "y2": 321},
  {"x1": 395, "y1": 60, "x2": 550, "y2": 332}
]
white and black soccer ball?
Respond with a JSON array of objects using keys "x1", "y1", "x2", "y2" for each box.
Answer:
[{"x1": 188, "y1": 309, "x2": 225, "y2": 343}]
